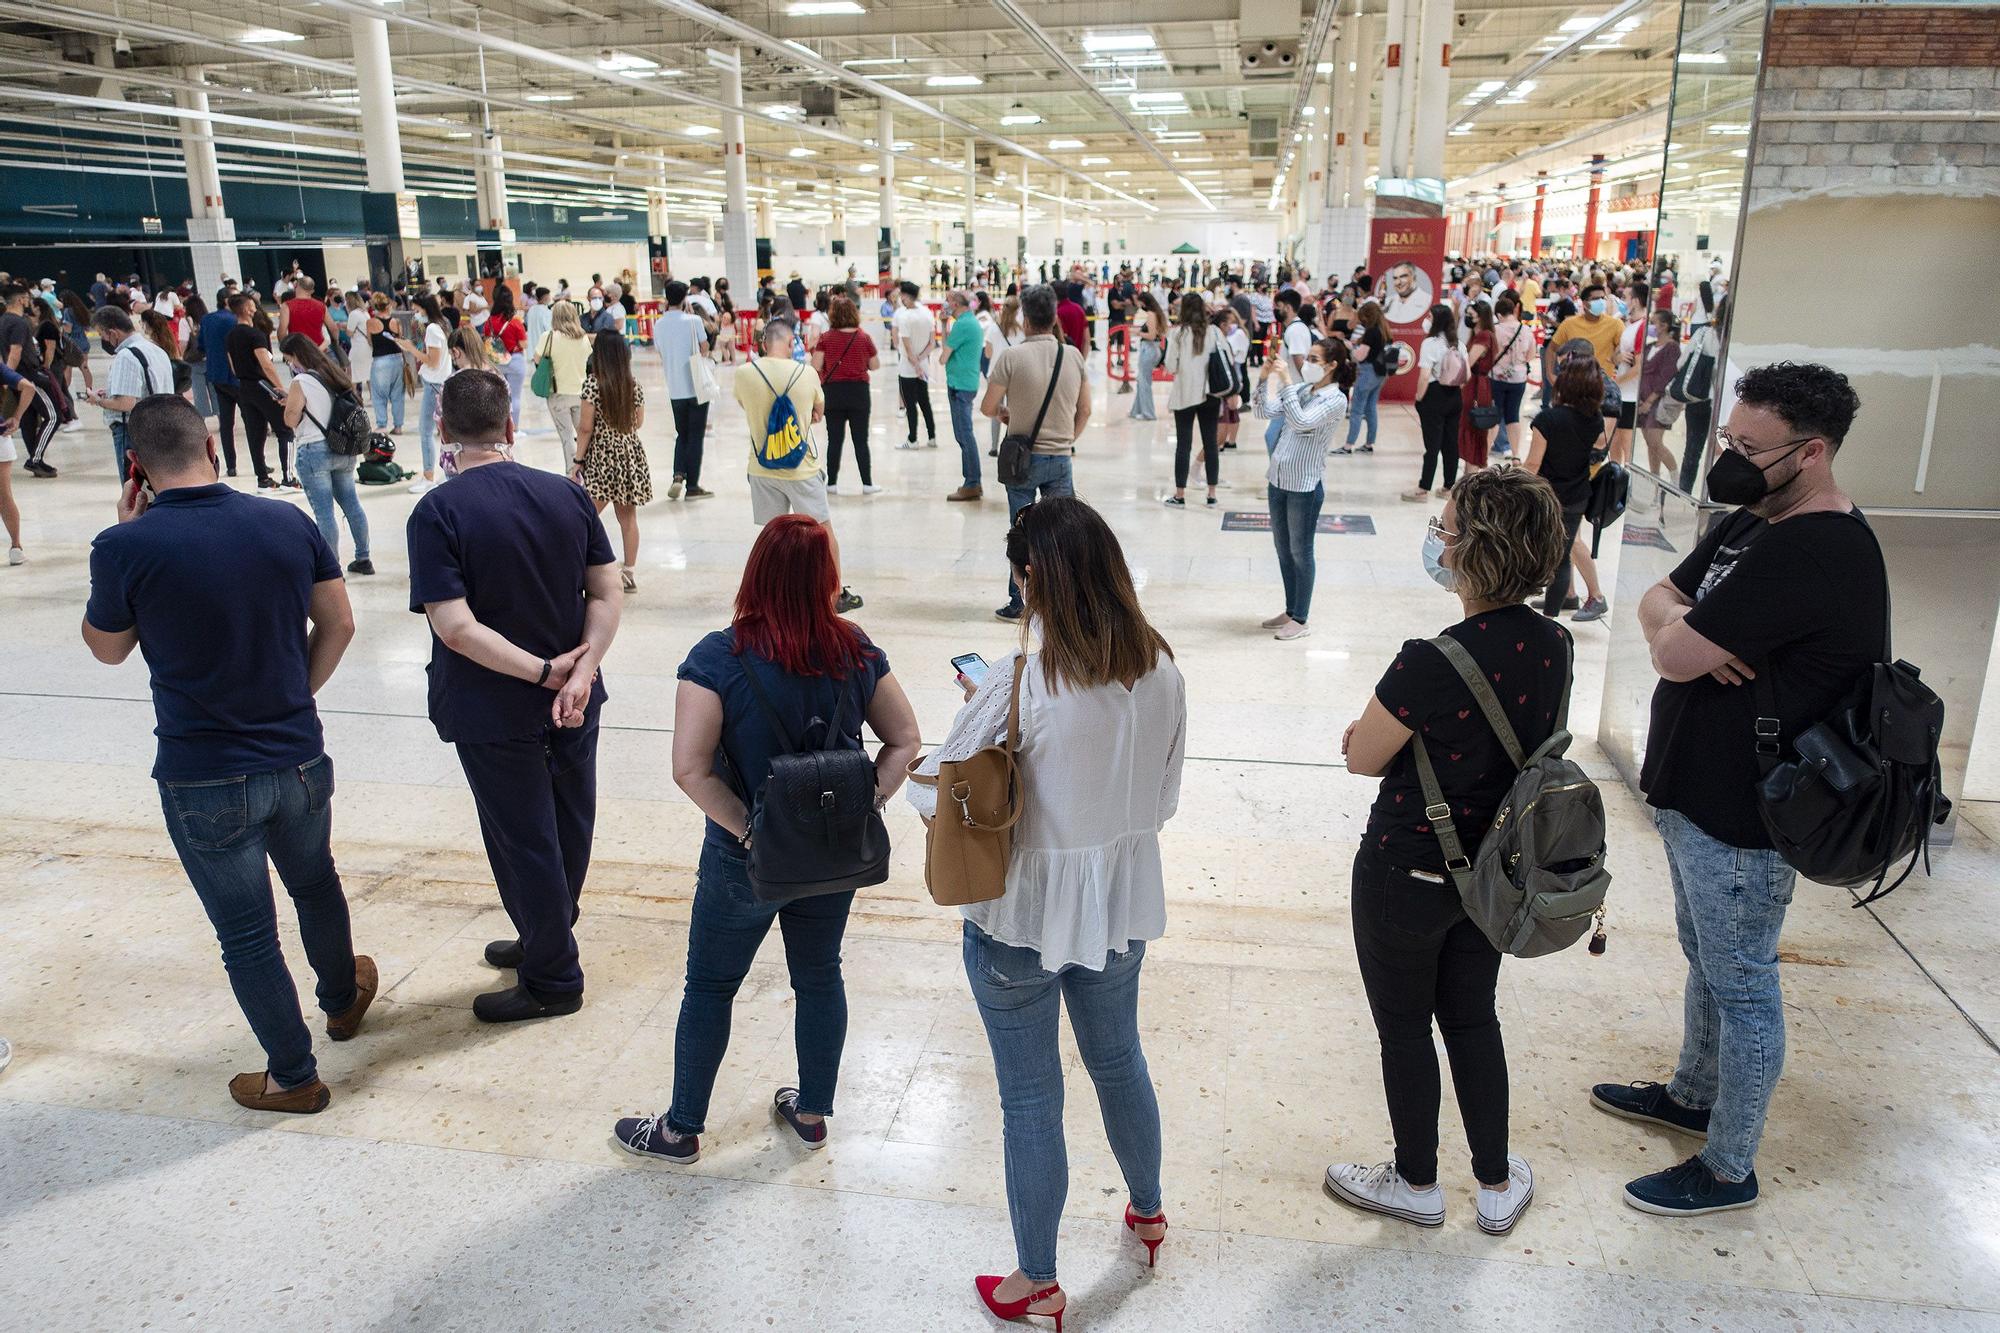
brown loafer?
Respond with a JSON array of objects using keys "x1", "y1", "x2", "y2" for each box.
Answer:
[
  {"x1": 229, "y1": 1071, "x2": 331, "y2": 1114},
  {"x1": 326, "y1": 955, "x2": 378, "y2": 1042}
]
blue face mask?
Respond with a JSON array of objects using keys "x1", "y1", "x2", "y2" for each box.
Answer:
[
  {"x1": 1421, "y1": 528, "x2": 1457, "y2": 591},
  {"x1": 1587, "y1": 298, "x2": 1607, "y2": 316}
]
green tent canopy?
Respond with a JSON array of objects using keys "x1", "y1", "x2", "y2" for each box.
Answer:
[{"x1": 1170, "y1": 242, "x2": 1201, "y2": 254}]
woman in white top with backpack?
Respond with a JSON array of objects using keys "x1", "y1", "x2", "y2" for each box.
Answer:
[
  {"x1": 1162, "y1": 292, "x2": 1227, "y2": 508},
  {"x1": 279, "y1": 334, "x2": 372, "y2": 575},
  {"x1": 909, "y1": 497, "x2": 1186, "y2": 1333}
]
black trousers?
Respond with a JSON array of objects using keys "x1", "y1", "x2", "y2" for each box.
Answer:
[
  {"x1": 898, "y1": 374, "x2": 935, "y2": 443},
  {"x1": 454, "y1": 719, "x2": 600, "y2": 996},
  {"x1": 1350, "y1": 847, "x2": 1509, "y2": 1187},
  {"x1": 211, "y1": 381, "x2": 242, "y2": 473},
  {"x1": 670, "y1": 396, "x2": 708, "y2": 488},
  {"x1": 1173, "y1": 396, "x2": 1222, "y2": 489},
  {"x1": 1543, "y1": 508, "x2": 1587, "y2": 614},
  {"x1": 234, "y1": 380, "x2": 293, "y2": 481},
  {"x1": 1679, "y1": 398, "x2": 1712, "y2": 494},
  {"x1": 824, "y1": 381, "x2": 872, "y2": 486},
  {"x1": 1415, "y1": 383, "x2": 1462, "y2": 492}
]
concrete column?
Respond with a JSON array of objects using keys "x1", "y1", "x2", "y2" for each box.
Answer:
[
  {"x1": 1305, "y1": 77, "x2": 1329, "y2": 233},
  {"x1": 1410, "y1": 0, "x2": 1452, "y2": 183},
  {"x1": 1530, "y1": 172, "x2": 1547, "y2": 257},
  {"x1": 717, "y1": 49, "x2": 756, "y2": 307},
  {"x1": 1056, "y1": 173, "x2": 1067, "y2": 263},
  {"x1": 1017, "y1": 162, "x2": 1030, "y2": 279},
  {"x1": 350, "y1": 15, "x2": 405, "y2": 193},
  {"x1": 756, "y1": 196, "x2": 773, "y2": 238},
  {"x1": 1341, "y1": 17, "x2": 1372, "y2": 207},
  {"x1": 478, "y1": 131, "x2": 510, "y2": 230},
  {"x1": 176, "y1": 67, "x2": 238, "y2": 300},
  {"x1": 877, "y1": 106, "x2": 895, "y2": 285},
  {"x1": 1377, "y1": 0, "x2": 1409, "y2": 181},
  {"x1": 964, "y1": 139, "x2": 978, "y2": 277}
]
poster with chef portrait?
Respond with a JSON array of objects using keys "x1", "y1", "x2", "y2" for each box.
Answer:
[{"x1": 1366, "y1": 217, "x2": 1447, "y2": 403}]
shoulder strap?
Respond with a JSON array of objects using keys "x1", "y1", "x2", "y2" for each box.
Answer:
[
  {"x1": 1025, "y1": 342, "x2": 1064, "y2": 442},
  {"x1": 122, "y1": 340, "x2": 157, "y2": 395},
  {"x1": 736, "y1": 653, "x2": 800, "y2": 754},
  {"x1": 296, "y1": 370, "x2": 329, "y2": 434},
  {"x1": 1429, "y1": 635, "x2": 1526, "y2": 768}
]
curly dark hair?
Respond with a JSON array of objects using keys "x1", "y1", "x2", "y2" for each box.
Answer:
[
  {"x1": 1448, "y1": 467, "x2": 1568, "y2": 605},
  {"x1": 1733, "y1": 361, "x2": 1859, "y2": 450}
]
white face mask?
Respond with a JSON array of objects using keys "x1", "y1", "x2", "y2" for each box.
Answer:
[{"x1": 588, "y1": 297, "x2": 604, "y2": 312}]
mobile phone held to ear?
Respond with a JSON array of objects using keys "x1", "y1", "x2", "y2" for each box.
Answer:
[
  {"x1": 127, "y1": 454, "x2": 153, "y2": 503},
  {"x1": 951, "y1": 652, "x2": 989, "y2": 687}
]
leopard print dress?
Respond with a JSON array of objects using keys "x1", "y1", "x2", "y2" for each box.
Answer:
[{"x1": 579, "y1": 374, "x2": 652, "y2": 505}]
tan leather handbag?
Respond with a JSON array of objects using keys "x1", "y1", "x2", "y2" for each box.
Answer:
[{"x1": 907, "y1": 655, "x2": 1026, "y2": 906}]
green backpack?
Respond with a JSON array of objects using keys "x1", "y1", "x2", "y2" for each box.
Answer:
[{"x1": 530, "y1": 335, "x2": 555, "y2": 397}]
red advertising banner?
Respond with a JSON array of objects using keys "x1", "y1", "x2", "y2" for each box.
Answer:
[{"x1": 1367, "y1": 216, "x2": 1448, "y2": 403}]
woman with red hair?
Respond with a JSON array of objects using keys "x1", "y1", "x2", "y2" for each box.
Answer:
[{"x1": 614, "y1": 515, "x2": 921, "y2": 1165}]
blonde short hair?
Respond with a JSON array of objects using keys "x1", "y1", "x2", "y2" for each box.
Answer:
[{"x1": 1448, "y1": 468, "x2": 1568, "y2": 605}]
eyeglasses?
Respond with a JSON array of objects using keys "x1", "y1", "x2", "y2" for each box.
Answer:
[
  {"x1": 1426, "y1": 516, "x2": 1459, "y2": 542},
  {"x1": 1715, "y1": 429, "x2": 1817, "y2": 459},
  {"x1": 1011, "y1": 502, "x2": 1036, "y2": 530}
]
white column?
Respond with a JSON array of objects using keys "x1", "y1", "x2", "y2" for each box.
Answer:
[
  {"x1": 1305, "y1": 76, "x2": 1330, "y2": 236},
  {"x1": 479, "y1": 131, "x2": 510, "y2": 229},
  {"x1": 1399, "y1": 0, "x2": 1425, "y2": 179},
  {"x1": 1056, "y1": 173, "x2": 1067, "y2": 264},
  {"x1": 177, "y1": 66, "x2": 239, "y2": 300},
  {"x1": 878, "y1": 106, "x2": 896, "y2": 282},
  {"x1": 1377, "y1": 0, "x2": 1409, "y2": 182},
  {"x1": 1321, "y1": 17, "x2": 1374, "y2": 283},
  {"x1": 1017, "y1": 161, "x2": 1030, "y2": 279},
  {"x1": 716, "y1": 48, "x2": 755, "y2": 305},
  {"x1": 1410, "y1": 0, "x2": 1453, "y2": 183},
  {"x1": 964, "y1": 139, "x2": 978, "y2": 277},
  {"x1": 350, "y1": 14, "x2": 405, "y2": 193},
  {"x1": 1342, "y1": 17, "x2": 1372, "y2": 206}
]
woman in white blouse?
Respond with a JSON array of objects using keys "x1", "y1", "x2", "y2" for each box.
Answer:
[
  {"x1": 1255, "y1": 336, "x2": 1353, "y2": 641},
  {"x1": 909, "y1": 497, "x2": 1186, "y2": 1332},
  {"x1": 1162, "y1": 292, "x2": 1226, "y2": 508}
]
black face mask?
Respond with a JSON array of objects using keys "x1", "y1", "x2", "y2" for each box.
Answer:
[{"x1": 1706, "y1": 438, "x2": 1810, "y2": 506}]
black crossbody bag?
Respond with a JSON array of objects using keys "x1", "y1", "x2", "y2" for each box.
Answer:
[{"x1": 997, "y1": 342, "x2": 1066, "y2": 487}]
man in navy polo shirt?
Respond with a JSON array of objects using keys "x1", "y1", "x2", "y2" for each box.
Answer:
[
  {"x1": 83, "y1": 395, "x2": 374, "y2": 1115},
  {"x1": 409, "y1": 370, "x2": 623, "y2": 1024}
]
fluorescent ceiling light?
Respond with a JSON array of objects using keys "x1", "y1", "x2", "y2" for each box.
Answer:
[
  {"x1": 1450, "y1": 122, "x2": 1475, "y2": 135},
  {"x1": 1129, "y1": 91, "x2": 1184, "y2": 106},
  {"x1": 926, "y1": 74, "x2": 984, "y2": 87},
  {"x1": 1000, "y1": 108, "x2": 1042, "y2": 126},
  {"x1": 892, "y1": 140, "x2": 914, "y2": 150},
  {"x1": 1082, "y1": 32, "x2": 1157, "y2": 53},
  {"x1": 1079, "y1": 155, "x2": 1111, "y2": 165},
  {"x1": 768, "y1": 103, "x2": 806, "y2": 118},
  {"x1": 788, "y1": 0, "x2": 866, "y2": 13},
  {"x1": 1678, "y1": 51, "x2": 1728, "y2": 63},
  {"x1": 444, "y1": 131, "x2": 472, "y2": 139},
  {"x1": 1316, "y1": 61, "x2": 1333, "y2": 73},
  {"x1": 789, "y1": 146, "x2": 818, "y2": 157},
  {"x1": 1706, "y1": 123, "x2": 1749, "y2": 134},
  {"x1": 1558, "y1": 14, "x2": 1606, "y2": 31},
  {"x1": 1049, "y1": 138, "x2": 1086, "y2": 149},
  {"x1": 242, "y1": 27, "x2": 304, "y2": 42},
  {"x1": 682, "y1": 125, "x2": 719, "y2": 136},
  {"x1": 596, "y1": 52, "x2": 659, "y2": 72},
  {"x1": 1105, "y1": 170, "x2": 1131, "y2": 177},
  {"x1": 524, "y1": 94, "x2": 576, "y2": 102},
  {"x1": 842, "y1": 57, "x2": 907, "y2": 67}
]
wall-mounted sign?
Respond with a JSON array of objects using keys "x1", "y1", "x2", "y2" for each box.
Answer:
[
  {"x1": 1605, "y1": 191, "x2": 1661, "y2": 215},
  {"x1": 395, "y1": 192, "x2": 422, "y2": 241},
  {"x1": 140, "y1": 216, "x2": 162, "y2": 235}
]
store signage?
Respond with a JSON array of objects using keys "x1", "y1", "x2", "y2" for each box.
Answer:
[
  {"x1": 1605, "y1": 190, "x2": 1661, "y2": 214},
  {"x1": 395, "y1": 192, "x2": 422, "y2": 241},
  {"x1": 141, "y1": 216, "x2": 162, "y2": 235}
]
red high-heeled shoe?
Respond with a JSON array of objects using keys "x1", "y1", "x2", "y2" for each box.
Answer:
[
  {"x1": 1124, "y1": 1204, "x2": 1169, "y2": 1267},
  {"x1": 975, "y1": 1275, "x2": 1065, "y2": 1331}
]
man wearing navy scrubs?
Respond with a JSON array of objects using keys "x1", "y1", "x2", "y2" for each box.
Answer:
[
  {"x1": 83, "y1": 395, "x2": 373, "y2": 1114},
  {"x1": 408, "y1": 370, "x2": 624, "y2": 1023}
]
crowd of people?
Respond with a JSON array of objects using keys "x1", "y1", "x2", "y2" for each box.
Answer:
[{"x1": 10, "y1": 241, "x2": 1885, "y2": 1326}]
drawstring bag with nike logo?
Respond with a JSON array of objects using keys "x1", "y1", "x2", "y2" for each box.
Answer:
[{"x1": 750, "y1": 361, "x2": 810, "y2": 470}]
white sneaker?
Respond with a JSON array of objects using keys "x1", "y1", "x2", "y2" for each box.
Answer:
[
  {"x1": 1324, "y1": 1160, "x2": 1445, "y2": 1227},
  {"x1": 1260, "y1": 612, "x2": 1293, "y2": 629},
  {"x1": 60, "y1": 419, "x2": 83, "y2": 434},
  {"x1": 7, "y1": 547, "x2": 23, "y2": 567},
  {"x1": 1274, "y1": 621, "x2": 1313, "y2": 641},
  {"x1": 1476, "y1": 1154, "x2": 1535, "y2": 1235},
  {"x1": 862, "y1": 484, "x2": 884, "y2": 495},
  {"x1": 407, "y1": 479, "x2": 436, "y2": 495}
]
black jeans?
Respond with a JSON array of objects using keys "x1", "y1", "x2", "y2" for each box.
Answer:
[
  {"x1": 670, "y1": 396, "x2": 708, "y2": 488},
  {"x1": 1414, "y1": 383, "x2": 1461, "y2": 493},
  {"x1": 1543, "y1": 507, "x2": 1587, "y2": 614},
  {"x1": 454, "y1": 718, "x2": 600, "y2": 996},
  {"x1": 1350, "y1": 846, "x2": 1509, "y2": 1187},
  {"x1": 1172, "y1": 396, "x2": 1221, "y2": 490},
  {"x1": 898, "y1": 374, "x2": 935, "y2": 443},
  {"x1": 1679, "y1": 398, "x2": 1712, "y2": 494},
  {"x1": 824, "y1": 381, "x2": 872, "y2": 486},
  {"x1": 235, "y1": 381, "x2": 294, "y2": 481},
  {"x1": 211, "y1": 379, "x2": 241, "y2": 473}
]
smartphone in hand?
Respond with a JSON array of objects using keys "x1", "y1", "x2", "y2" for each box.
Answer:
[{"x1": 951, "y1": 652, "x2": 989, "y2": 688}]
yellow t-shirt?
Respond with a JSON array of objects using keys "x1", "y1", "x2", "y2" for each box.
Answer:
[
  {"x1": 734, "y1": 356, "x2": 825, "y2": 480},
  {"x1": 1516, "y1": 277, "x2": 1541, "y2": 313},
  {"x1": 1552, "y1": 312, "x2": 1624, "y2": 379},
  {"x1": 541, "y1": 330, "x2": 590, "y2": 396}
]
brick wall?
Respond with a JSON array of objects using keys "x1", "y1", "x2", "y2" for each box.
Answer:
[{"x1": 1767, "y1": 6, "x2": 2000, "y2": 67}]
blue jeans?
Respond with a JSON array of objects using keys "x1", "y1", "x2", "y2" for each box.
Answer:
[
  {"x1": 667, "y1": 841, "x2": 856, "y2": 1134},
  {"x1": 963, "y1": 921, "x2": 1162, "y2": 1283},
  {"x1": 1345, "y1": 362, "x2": 1382, "y2": 445},
  {"x1": 369, "y1": 352, "x2": 405, "y2": 431},
  {"x1": 502, "y1": 354, "x2": 527, "y2": 428},
  {"x1": 110, "y1": 420, "x2": 129, "y2": 473},
  {"x1": 293, "y1": 442, "x2": 370, "y2": 563},
  {"x1": 1268, "y1": 482, "x2": 1325, "y2": 624},
  {"x1": 1004, "y1": 454, "x2": 1075, "y2": 609},
  {"x1": 418, "y1": 378, "x2": 441, "y2": 472},
  {"x1": 1129, "y1": 340, "x2": 1159, "y2": 419},
  {"x1": 1490, "y1": 379, "x2": 1527, "y2": 454},
  {"x1": 158, "y1": 755, "x2": 356, "y2": 1089},
  {"x1": 1654, "y1": 807, "x2": 1797, "y2": 1183},
  {"x1": 190, "y1": 362, "x2": 215, "y2": 417},
  {"x1": 949, "y1": 386, "x2": 980, "y2": 487}
]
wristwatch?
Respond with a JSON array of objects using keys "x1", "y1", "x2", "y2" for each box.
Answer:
[{"x1": 536, "y1": 659, "x2": 552, "y2": 686}]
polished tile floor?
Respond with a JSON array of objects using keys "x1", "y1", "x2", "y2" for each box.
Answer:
[{"x1": 2, "y1": 353, "x2": 1997, "y2": 1331}]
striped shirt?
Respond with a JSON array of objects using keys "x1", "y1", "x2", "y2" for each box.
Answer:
[{"x1": 1256, "y1": 379, "x2": 1348, "y2": 492}]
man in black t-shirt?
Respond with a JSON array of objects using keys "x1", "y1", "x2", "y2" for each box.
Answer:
[
  {"x1": 408, "y1": 371, "x2": 623, "y2": 1024},
  {"x1": 1595, "y1": 363, "x2": 1882, "y2": 1219}
]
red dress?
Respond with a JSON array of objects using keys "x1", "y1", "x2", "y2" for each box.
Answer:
[{"x1": 1459, "y1": 327, "x2": 1495, "y2": 467}]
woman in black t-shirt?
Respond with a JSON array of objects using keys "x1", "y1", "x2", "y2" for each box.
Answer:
[
  {"x1": 1329, "y1": 466, "x2": 1571, "y2": 1239},
  {"x1": 1526, "y1": 357, "x2": 1610, "y2": 619}
]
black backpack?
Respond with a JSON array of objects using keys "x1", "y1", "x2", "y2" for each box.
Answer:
[
  {"x1": 723, "y1": 654, "x2": 889, "y2": 904},
  {"x1": 1753, "y1": 519, "x2": 1951, "y2": 903},
  {"x1": 1584, "y1": 460, "x2": 1628, "y2": 557},
  {"x1": 299, "y1": 372, "x2": 373, "y2": 456},
  {"x1": 1205, "y1": 334, "x2": 1235, "y2": 400}
]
